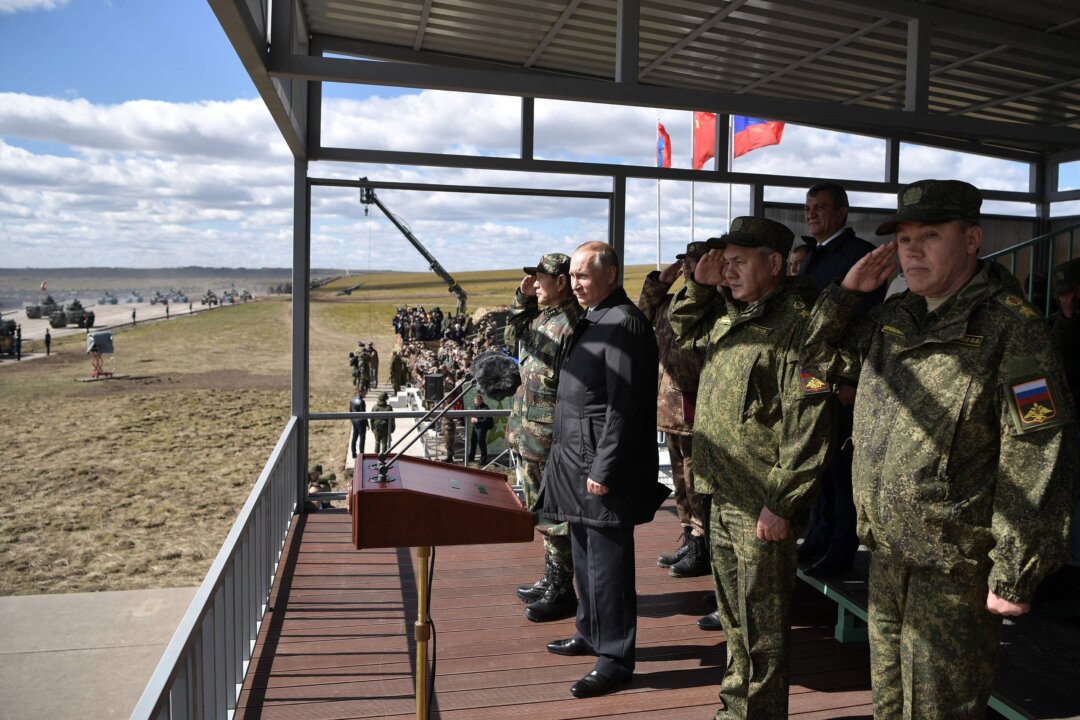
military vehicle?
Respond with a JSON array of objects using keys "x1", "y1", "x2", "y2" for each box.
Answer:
[
  {"x1": 149, "y1": 291, "x2": 168, "y2": 305},
  {"x1": 0, "y1": 313, "x2": 17, "y2": 356},
  {"x1": 240, "y1": 289, "x2": 253, "y2": 302},
  {"x1": 168, "y1": 291, "x2": 188, "y2": 304},
  {"x1": 25, "y1": 294, "x2": 60, "y2": 319},
  {"x1": 48, "y1": 311, "x2": 68, "y2": 328},
  {"x1": 98, "y1": 291, "x2": 118, "y2": 305},
  {"x1": 221, "y1": 289, "x2": 237, "y2": 304},
  {"x1": 201, "y1": 290, "x2": 219, "y2": 306},
  {"x1": 124, "y1": 291, "x2": 143, "y2": 303},
  {"x1": 62, "y1": 299, "x2": 95, "y2": 328}
]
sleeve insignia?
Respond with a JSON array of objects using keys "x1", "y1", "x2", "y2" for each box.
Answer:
[
  {"x1": 998, "y1": 293, "x2": 1042, "y2": 321},
  {"x1": 1007, "y1": 375, "x2": 1066, "y2": 433},
  {"x1": 799, "y1": 368, "x2": 831, "y2": 396}
]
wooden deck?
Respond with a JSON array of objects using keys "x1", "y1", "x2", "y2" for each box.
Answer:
[{"x1": 236, "y1": 503, "x2": 874, "y2": 719}]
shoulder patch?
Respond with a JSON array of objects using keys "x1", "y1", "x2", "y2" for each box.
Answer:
[
  {"x1": 1006, "y1": 374, "x2": 1066, "y2": 434},
  {"x1": 997, "y1": 293, "x2": 1042, "y2": 321},
  {"x1": 799, "y1": 368, "x2": 831, "y2": 396}
]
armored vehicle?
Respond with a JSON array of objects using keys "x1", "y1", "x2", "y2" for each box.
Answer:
[
  {"x1": 150, "y1": 291, "x2": 167, "y2": 305},
  {"x1": 0, "y1": 314, "x2": 17, "y2": 356},
  {"x1": 221, "y1": 290, "x2": 237, "y2": 304},
  {"x1": 25, "y1": 294, "x2": 60, "y2": 319},
  {"x1": 98, "y1": 291, "x2": 118, "y2": 305},
  {"x1": 201, "y1": 290, "x2": 218, "y2": 306},
  {"x1": 124, "y1": 292, "x2": 143, "y2": 303},
  {"x1": 240, "y1": 289, "x2": 253, "y2": 302},
  {"x1": 48, "y1": 311, "x2": 68, "y2": 328},
  {"x1": 63, "y1": 300, "x2": 95, "y2": 328},
  {"x1": 168, "y1": 291, "x2": 188, "y2": 304}
]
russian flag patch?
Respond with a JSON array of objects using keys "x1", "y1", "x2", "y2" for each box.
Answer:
[{"x1": 1009, "y1": 376, "x2": 1060, "y2": 431}]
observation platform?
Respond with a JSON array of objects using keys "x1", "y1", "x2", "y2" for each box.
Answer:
[{"x1": 233, "y1": 502, "x2": 875, "y2": 719}]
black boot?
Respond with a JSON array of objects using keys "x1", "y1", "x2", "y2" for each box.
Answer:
[
  {"x1": 669, "y1": 533, "x2": 710, "y2": 578},
  {"x1": 657, "y1": 526, "x2": 693, "y2": 568},
  {"x1": 524, "y1": 563, "x2": 577, "y2": 622},
  {"x1": 517, "y1": 555, "x2": 552, "y2": 603}
]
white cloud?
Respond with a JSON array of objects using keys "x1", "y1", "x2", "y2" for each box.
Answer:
[
  {"x1": 0, "y1": 0, "x2": 68, "y2": 13},
  {"x1": 0, "y1": 90, "x2": 1048, "y2": 273}
]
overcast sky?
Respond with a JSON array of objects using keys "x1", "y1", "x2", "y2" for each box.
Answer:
[{"x1": 1, "y1": 0, "x2": 1077, "y2": 271}]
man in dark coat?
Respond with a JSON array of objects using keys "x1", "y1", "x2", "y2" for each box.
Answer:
[
  {"x1": 540, "y1": 240, "x2": 661, "y2": 699},
  {"x1": 798, "y1": 181, "x2": 886, "y2": 578}
]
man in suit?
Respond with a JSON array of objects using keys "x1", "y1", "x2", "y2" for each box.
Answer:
[{"x1": 540, "y1": 240, "x2": 661, "y2": 698}]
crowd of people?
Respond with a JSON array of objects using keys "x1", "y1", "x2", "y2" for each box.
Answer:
[{"x1": 495, "y1": 178, "x2": 1079, "y2": 719}]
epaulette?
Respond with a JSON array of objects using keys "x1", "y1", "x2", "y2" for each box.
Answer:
[{"x1": 995, "y1": 292, "x2": 1042, "y2": 322}]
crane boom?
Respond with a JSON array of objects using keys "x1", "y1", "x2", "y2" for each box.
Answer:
[{"x1": 359, "y1": 179, "x2": 468, "y2": 316}]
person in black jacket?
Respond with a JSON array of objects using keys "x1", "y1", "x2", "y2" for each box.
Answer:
[
  {"x1": 540, "y1": 241, "x2": 662, "y2": 699},
  {"x1": 798, "y1": 182, "x2": 886, "y2": 577}
]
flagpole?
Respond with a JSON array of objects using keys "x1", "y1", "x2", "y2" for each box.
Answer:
[
  {"x1": 656, "y1": 118, "x2": 661, "y2": 271},
  {"x1": 690, "y1": 115, "x2": 695, "y2": 245},
  {"x1": 727, "y1": 117, "x2": 733, "y2": 226}
]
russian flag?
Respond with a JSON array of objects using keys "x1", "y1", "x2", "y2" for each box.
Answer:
[
  {"x1": 1014, "y1": 379, "x2": 1051, "y2": 405},
  {"x1": 733, "y1": 116, "x2": 785, "y2": 158},
  {"x1": 657, "y1": 122, "x2": 672, "y2": 168}
]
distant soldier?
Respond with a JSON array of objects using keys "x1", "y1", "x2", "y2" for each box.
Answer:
[
  {"x1": 368, "y1": 342, "x2": 379, "y2": 387},
  {"x1": 165, "y1": 302, "x2": 170, "y2": 320},
  {"x1": 504, "y1": 252, "x2": 584, "y2": 622},
  {"x1": 358, "y1": 343, "x2": 372, "y2": 392},
  {"x1": 44, "y1": 328, "x2": 51, "y2": 356},
  {"x1": 349, "y1": 352, "x2": 362, "y2": 389},
  {"x1": 15, "y1": 324, "x2": 22, "y2": 361},
  {"x1": 638, "y1": 241, "x2": 708, "y2": 578},
  {"x1": 349, "y1": 393, "x2": 368, "y2": 459},
  {"x1": 370, "y1": 392, "x2": 395, "y2": 456},
  {"x1": 389, "y1": 351, "x2": 408, "y2": 392},
  {"x1": 441, "y1": 393, "x2": 463, "y2": 462},
  {"x1": 131, "y1": 308, "x2": 136, "y2": 325}
]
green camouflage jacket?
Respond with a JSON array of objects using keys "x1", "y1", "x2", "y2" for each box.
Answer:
[
  {"x1": 669, "y1": 276, "x2": 834, "y2": 519},
  {"x1": 638, "y1": 271, "x2": 702, "y2": 436},
  {"x1": 369, "y1": 400, "x2": 395, "y2": 437},
  {"x1": 801, "y1": 261, "x2": 1078, "y2": 603},
  {"x1": 504, "y1": 290, "x2": 583, "y2": 461}
]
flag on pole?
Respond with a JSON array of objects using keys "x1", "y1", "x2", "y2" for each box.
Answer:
[
  {"x1": 732, "y1": 116, "x2": 785, "y2": 157},
  {"x1": 693, "y1": 112, "x2": 716, "y2": 170},
  {"x1": 656, "y1": 122, "x2": 672, "y2": 168}
]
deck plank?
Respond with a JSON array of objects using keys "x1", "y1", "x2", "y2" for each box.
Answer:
[{"x1": 236, "y1": 503, "x2": 871, "y2": 718}]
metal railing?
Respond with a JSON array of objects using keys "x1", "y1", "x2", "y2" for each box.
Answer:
[
  {"x1": 983, "y1": 221, "x2": 1079, "y2": 316},
  {"x1": 130, "y1": 417, "x2": 299, "y2": 720}
]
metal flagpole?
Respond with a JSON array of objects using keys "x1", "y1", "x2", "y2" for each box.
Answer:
[
  {"x1": 656, "y1": 117, "x2": 662, "y2": 270},
  {"x1": 727, "y1": 117, "x2": 733, "y2": 227},
  {"x1": 690, "y1": 115, "x2": 695, "y2": 245}
]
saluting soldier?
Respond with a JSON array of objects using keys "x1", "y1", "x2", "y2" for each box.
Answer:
[
  {"x1": 669, "y1": 218, "x2": 835, "y2": 719},
  {"x1": 504, "y1": 252, "x2": 584, "y2": 622},
  {"x1": 801, "y1": 180, "x2": 1078, "y2": 719},
  {"x1": 638, "y1": 241, "x2": 708, "y2": 578}
]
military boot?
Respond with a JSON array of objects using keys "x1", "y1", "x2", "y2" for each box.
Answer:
[
  {"x1": 657, "y1": 526, "x2": 693, "y2": 568},
  {"x1": 524, "y1": 563, "x2": 577, "y2": 622},
  {"x1": 669, "y1": 533, "x2": 710, "y2": 578},
  {"x1": 517, "y1": 554, "x2": 552, "y2": 603}
]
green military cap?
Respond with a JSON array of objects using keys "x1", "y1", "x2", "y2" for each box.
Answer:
[
  {"x1": 1052, "y1": 257, "x2": 1080, "y2": 296},
  {"x1": 378, "y1": 391, "x2": 389, "y2": 402},
  {"x1": 523, "y1": 252, "x2": 571, "y2": 276},
  {"x1": 876, "y1": 179, "x2": 982, "y2": 236},
  {"x1": 715, "y1": 216, "x2": 795, "y2": 255},
  {"x1": 676, "y1": 241, "x2": 709, "y2": 260},
  {"x1": 705, "y1": 236, "x2": 726, "y2": 250}
]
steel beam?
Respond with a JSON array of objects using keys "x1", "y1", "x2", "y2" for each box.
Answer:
[
  {"x1": 521, "y1": 97, "x2": 534, "y2": 160},
  {"x1": 905, "y1": 19, "x2": 929, "y2": 113},
  {"x1": 638, "y1": 0, "x2": 750, "y2": 81},
  {"x1": 610, "y1": 175, "x2": 626, "y2": 284},
  {"x1": 616, "y1": 0, "x2": 639, "y2": 85},
  {"x1": 525, "y1": 0, "x2": 582, "y2": 68},
  {"x1": 311, "y1": 176, "x2": 611, "y2": 200},
  {"x1": 292, "y1": 160, "x2": 310, "y2": 507},
  {"x1": 268, "y1": 53, "x2": 1080, "y2": 150},
  {"x1": 413, "y1": 0, "x2": 433, "y2": 51}
]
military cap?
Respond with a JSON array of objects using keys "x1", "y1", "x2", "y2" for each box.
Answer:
[
  {"x1": 676, "y1": 241, "x2": 709, "y2": 260},
  {"x1": 876, "y1": 179, "x2": 982, "y2": 236},
  {"x1": 378, "y1": 391, "x2": 389, "y2": 401},
  {"x1": 715, "y1": 216, "x2": 795, "y2": 256},
  {"x1": 1052, "y1": 257, "x2": 1080, "y2": 296},
  {"x1": 523, "y1": 252, "x2": 571, "y2": 276}
]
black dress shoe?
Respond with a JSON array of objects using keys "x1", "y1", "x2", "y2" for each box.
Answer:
[
  {"x1": 546, "y1": 637, "x2": 591, "y2": 656},
  {"x1": 569, "y1": 670, "x2": 630, "y2": 698},
  {"x1": 697, "y1": 610, "x2": 723, "y2": 631}
]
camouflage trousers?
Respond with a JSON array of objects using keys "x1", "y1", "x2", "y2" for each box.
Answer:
[
  {"x1": 373, "y1": 432, "x2": 390, "y2": 456},
  {"x1": 520, "y1": 458, "x2": 572, "y2": 569},
  {"x1": 868, "y1": 554, "x2": 1001, "y2": 720},
  {"x1": 667, "y1": 432, "x2": 704, "y2": 535},
  {"x1": 710, "y1": 500, "x2": 796, "y2": 720}
]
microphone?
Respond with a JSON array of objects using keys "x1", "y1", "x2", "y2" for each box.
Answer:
[{"x1": 471, "y1": 351, "x2": 521, "y2": 401}]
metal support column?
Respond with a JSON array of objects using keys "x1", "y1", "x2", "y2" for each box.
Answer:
[
  {"x1": 292, "y1": 159, "x2": 310, "y2": 507},
  {"x1": 749, "y1": 183, "x2": 764, "y2": 218},
  {"x1": 610, "y1": 174, "x2": 627, "y2": 284},
  {"x1": 905, "y1": 19, "x2": 930, "y2": 113},
  {"x1": 521, "y1": 97, "x2": 534, "y2": 160}
]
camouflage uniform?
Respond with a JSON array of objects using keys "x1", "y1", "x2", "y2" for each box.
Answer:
[
  {"x1": 801, "y1": 181, "x2": 1078, "y2": 720},
  {"x1": 639, "y1": 265, "x2": 704, "y2": 535},
  {"x1": 505, "y1": 259, "x2": 584, "y2": 570},
  {"x1": 369, "y1": 394, "x2": 396, "y2": 456},
  {"x1": 669, "y1": 218, "x2": 835, "y2": 719},
  {"x1": 389, "y1": 351, "x2": 408, "y2": 393}
]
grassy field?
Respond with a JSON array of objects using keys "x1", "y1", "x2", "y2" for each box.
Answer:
[{"x1": 0, "y1": 264, "x2": 658, "y2": 596}]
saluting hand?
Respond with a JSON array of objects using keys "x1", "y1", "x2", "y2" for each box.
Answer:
[
  {"x1": 520, "y1": 275, "x2": 538, "y2": 297},
  {"x1": 694, "y1": 250, "x2": 727, "y2": 287},
  {"x1": 756, "y1": 505, "x2": 790, "y2": 542},
  {"x1": 841, "y1": 240, "x2": 897, "y2": 293},
  {"x1": 658, "y1": 260, "x2": 682, "y2": 284}
]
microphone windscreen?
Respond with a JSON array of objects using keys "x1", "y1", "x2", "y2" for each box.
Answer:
[{"x1": 471, "y1": 351, "x2": 521, "y2": 402}]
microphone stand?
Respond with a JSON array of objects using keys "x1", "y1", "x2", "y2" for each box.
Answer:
[{"x1": 373, "y1": 375, "x2": 475, "y2": 483}]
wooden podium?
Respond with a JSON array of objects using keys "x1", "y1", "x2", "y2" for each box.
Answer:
[{"x1": 350, "y1": 454, "x2": 534, "y2": 719}]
